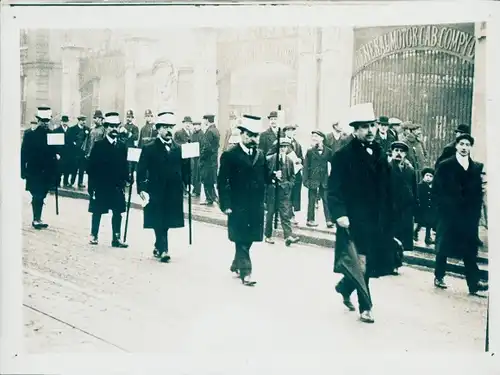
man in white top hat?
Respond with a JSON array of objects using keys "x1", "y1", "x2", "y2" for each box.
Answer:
[
  {"x1": 217, "y1": 115, "x2": 276, "y2": 286},
  {"x1": 137, "y1": 111, "x2": 191, "y2": 263},
  {"x1": 327, "y1": 103, "x2": 398, "y2": 324},
  {"x1": 87, "y1": 112, "x2": 130, "y2": 248},
  {"x1": 21, "y1": 105, "x2": 59, "y2": 229}
]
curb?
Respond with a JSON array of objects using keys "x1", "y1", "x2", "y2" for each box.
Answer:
[{"x1": 51, "y1": 189, "x2": 488, "y2": 281}]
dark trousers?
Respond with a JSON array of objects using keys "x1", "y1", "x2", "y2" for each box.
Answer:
[
  {"x1": 434, "y1": 252, "x2": 480, "y2": 291},
  {"x1": 307, "y1": 186, "x2": 331, "y2": 222},
  {"x1": 31, "y1": 191, "x2": 47, "y2": 221},
  {"x1": 154, "y1": 227, "x2": 170, "y2": 253},
  {"x1": 69, "y1": 153, "x2": 86, "y2": 186},
  {"x1": 414, "y1": 224, "x2": 432, "y2": 240},
  {"x1": 91, "y1": 211, "x2": 122, "y2": 238},
  {"x1": 203, "y1": 183, "x2": 218, "y2": 203},
  {"x1": 337, "y1": 273, "x2": 372, "y2": 312},
  {"x1": 231, "y1": 242, "x2": 253, "y2": 278},
  {"x1": 264, "y1": 191, "x2": 293, "y2": 239},
  {"x1": 192, "y1": 159, "x2": 201, "y2": 196}
]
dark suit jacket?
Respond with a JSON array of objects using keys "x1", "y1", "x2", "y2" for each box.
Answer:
[
  {"x1": 174, "y1": 128, "x2": 191, "y2": 145},
  {"x1": 303, "y1": 146, "x2": 332, "y2": 189},
  {"x1": 375, "y1": 131, "x2": 397, "y2": 156},
  {"x1": 258, "y1": 128, "x2": 278, "y2": 156},
  {"x1": 434, "y1": 141, "x2": 455, "y2": 169}
]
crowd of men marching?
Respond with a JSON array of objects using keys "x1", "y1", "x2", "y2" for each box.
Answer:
[{"x1": 21, "y1": 103, "x2": 488, "y2": 324}]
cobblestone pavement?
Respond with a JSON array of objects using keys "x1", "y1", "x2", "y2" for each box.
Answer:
[{"x1": 23, "y1": 193, "x2": 487, "y2": 354}]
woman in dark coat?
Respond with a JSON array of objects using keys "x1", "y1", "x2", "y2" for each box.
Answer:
[
  {"x1": 136, "y1": 112, "x2": 190, "y2": 263},
  {"x1": 87, "y1": 112, "x2": 130, "y2": 248},
  {"x1": 388, "y1": 141, "x2": 418, "y2": 269},
  {"x1": 432, "y1": 133, "x2": 487, "y2": 294},
  {"x1": 217, "y1": 115, "x2": 273, "y2": 286}
]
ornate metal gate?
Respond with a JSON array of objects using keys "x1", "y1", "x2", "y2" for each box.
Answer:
[{"x1": 351, "y1": 24, "x2": 476, "y2": 164}]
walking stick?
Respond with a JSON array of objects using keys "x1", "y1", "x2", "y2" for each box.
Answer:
[
  {"x1": 123, "y1": 164, "x2": 134, "y2": 243},
  {"x1": 273, "y1": 127, "x2": 281, "y2": 230},
  {"x1": 485, "y1": 295, "x2": 489, "y2": 352},
  {"x1": 55, "y1": 184, "x2": 59, "y2": 215},
  {"x1": 188, "y1": 153, "x2": 193, "y2": 245}
]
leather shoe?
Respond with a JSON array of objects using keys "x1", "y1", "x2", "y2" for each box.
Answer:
[
  {"x1": 360, "y1": 310, "x2": 375, "y2": 323},
  {"x1": 434, "y1": 278, "x2": 448, "y2": 289},
  {"x1": 335, "y1": 284, "x2": 355, "y2": 311}
]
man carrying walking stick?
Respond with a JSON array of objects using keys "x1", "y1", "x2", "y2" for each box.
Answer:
[{"x1": 327, "y1": 103, "x2": 398, "y2": 324}]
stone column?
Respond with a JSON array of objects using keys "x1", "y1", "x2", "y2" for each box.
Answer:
[
  {"x1": 194, "y1": 28, "x2": 218, "y2": 121},
  {"x1": 471, "y1": 22, "x2": 487, "y2": 164},
  {"x1": 61, "y1": 45, "x2": 83, "y2": 118},
  {"x1": 319, "y1": 27, "x2": 354, "y2": 132},
  {"x1": 295, "y1": 27, "x2": 317, "y2": 144}
]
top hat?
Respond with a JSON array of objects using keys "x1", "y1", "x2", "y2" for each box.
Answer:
[
  {"x1": 36, "y1": 106, "x2": 52, "y2": 121},
  {"x1": 455, "y1": 124, "x2": 471, "y2": 134},
  {"x1": 93, "y1": 110, "x2": 104, "y2": 119},
  {"x1": 104, "y1": 112, "x2": 121, "y2": 126},
  {"x1": 377, "y1": 116, "x2": 390, "y2": 125},
  {"x1": 347, "y1": 103, "x2": 376, "y2": 127},
  {"x1": 182, "y1": 116, "x2": 193, "y2": 123},
  {"x1": 268, "y1": 111, "x2": 278, "y2": 119},
  {"x1": 156, "y1": 111, "x2": 176, "y2": 128},
  {"x1": 237, "y1": 115, "x2": 263, "y2": 134}
]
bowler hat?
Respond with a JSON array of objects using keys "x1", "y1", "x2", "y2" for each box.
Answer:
[
  {"x1": 268, "y1": 111, "x2": 278, "y2": 119},
  {"x1": 61, "y1": 115, "x2": 69, "y2": 122},
  {"x1": 455, "y1": 124, "x2": 471, "y2": 134},
  {"x1": 390, "y1": 140, "x2": 409, "y2": 152},
  {"x1": 421, "y1": 167, "x2": 435, "y2": 176},
  {"x1": 203, "y1": 114, "x2": 215, "y2": 122},
  {"x1": 455, "y1": 133, "x2": 474, "y2": 146},
  {"x1": 182, "y1": 116, "x2": 193, "y2": 123},
  {"x1": 377, "y1": 116, "x2": 390, "y2": 125},
  {"x1": 93, "y1": 110, "x2": 104, "y2": 119}
]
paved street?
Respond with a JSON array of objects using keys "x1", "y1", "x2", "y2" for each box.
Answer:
[{"x1": 23, "y1": 193, "x2": 487, "y2": 354}]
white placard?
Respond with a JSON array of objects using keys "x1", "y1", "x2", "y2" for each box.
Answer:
[
  {"x1": 287, "y1": 150, "x2": 299, "y2": 164},
  {"x1": 181, "y1": 142, "x2": 200, "y2": 159},
  {"x1": 127, "y1": 147, "x2": 142, "y2": 162},
  {"x1": 293, "y1": 163, "x2": 303, "y2": 175},
  {"x1": 47, "y1": 133, "x2": 65, "y2": 146},
  {"x1": 327, "y1": 161, "x2": 332, "y2": 175}
]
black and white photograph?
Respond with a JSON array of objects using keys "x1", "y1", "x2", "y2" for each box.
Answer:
[{"x1": 1, "y1": 2, "x2": 499, "y2": 373}]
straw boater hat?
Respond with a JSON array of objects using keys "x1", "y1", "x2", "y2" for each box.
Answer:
[
  {"x1": 104, "y1": 112, "x2": 121, "y2": 126},
  {"x1": 237, "y1": 115, "x2": 263, "y2": 134},
  {"x1": 156, "y1": 112, "x2": 176, "y2": 128},
  {"x1": 347, "y1": 103, "x2": 376, "y2": 128},
  {"x1": 36, "y1": 106, "x2": 52, "y2": 122}
]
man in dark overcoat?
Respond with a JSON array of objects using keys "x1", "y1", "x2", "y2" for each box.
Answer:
[
  {"x1": 21, "y1": 106, "x2": 59, "y2": 229},
  {"x1": 87, "y1": 112, "x2": 130, "y2": 248},
  {"x1": 52, "y1": 115, "x2": 71, "y2": 187},
  {"x1": 174, "y1": 116, "x2": 192, "y2": 145},
  {"x1": 66, "y1": 115, "x2": 90, "y2": 188},
  {"x1": 138, "y1": 109, "x2": 158, "y2": 148},
  {"x1": 375, "y1": 116, "x2": 397, "y2": 157},
  {"x1": 199, "y1": 114, "x2": 220, "y2": 206},
  {"x1": 434, "y1": 124, "x2": 470, "y2": 169},
  {"x1": 432, "y1": 133, "x2": 487, "y2": 295},
  {"x1": 303, "y1": 130, "x2": 333, "y2": 228},
  {"x1": 190, "y1": 121, "x2": 203, "y2": 197},
  {"x1": 258, "y1": 111, "x2": 279, "y2": 156},
  {"x1": 137, "y1": 112, "x2": 190, "y2": 263},
  {"x1": 388, "y1": 140, "x2": 418, "y2": 273},
  {"x1": 217, "y1": 114, "x2": 274, "y2": 286},
  {"x1": 327, "y1": 103, "x2": 397, "y2": 324},
  {"x1": 283, "y1": 124, "x2": 303, "y2": 224}
]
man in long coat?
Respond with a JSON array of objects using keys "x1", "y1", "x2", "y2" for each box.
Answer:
[
  {"x1": 388, "y1": 140, "x2": 418, "y2": 273},
  {"x1": 199, "y1": 114, "x2": 220, "y2": 206},
  {"x1": 432, "y1": 133, "x2": 487, "y2": 295},
  {"x1": 217, "y1": 114, "x2": 273, "y2": 286},
  {"x1": 434, "y1": 124, "x2": 471, "y2": 169},
  {"x1": 21, "y1": 106, "x2": 59, "y2": 229},
  {"x1": 327, "y1": 103, "x2": 397, "y2": 324},
  {"x1": 87, "y1": 112, "x2": 130, "y2": 248},
  {"x1": 52, "y1": 114, "x2": 71, "y2": 187},
  {"x1": 190, "y1": 121, "x2": 203, "y2": 197},
  {"x1": 66, "y1": 115, "x2": 90, "y2": 188},
  {"x1": 137, "y1": 112, "x2": 190, "y2": 263}
]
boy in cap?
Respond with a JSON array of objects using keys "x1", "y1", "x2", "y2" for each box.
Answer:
[
  {"x1": 432, "y1": 133, "x2": 487, "y2": 295},
  {"x1": 138, "y1": 109, "x2": 158, "y2": 148},
  {"x1": 199, "y1": 114, "x2": 220, "y2": 206},
  {"x1": 264, "y1": 137, "x2": 300, "y2": 246},
  {"x1": 217, "y1": 115, "x2": 276, "y2": 286},
  {"x1": 414, "y1": 167, "x2": 436, "y2": 246},
  {"x1": 87, "y1": 112, "x2": 130, "y2": 248},
  {"x1": 303, "y1": 130, "x2": 333, "y2": 228},
  {"x1": 388, "y1": 140, "x2": 418, "y2": 274},
  {"x1": 137, "y1": 112, "x2": 191, "y2": 263},
  {"x1": 328, "y1": 103, "x2": 398, "y2": 323},
  {"x1": 21, "y1": 106, "x2": 59, "y2": 229}
]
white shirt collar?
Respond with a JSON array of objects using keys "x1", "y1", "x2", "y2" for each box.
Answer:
[
  {"x1": 456, "y1": 153, "x2": 469, "y2": 170},
  {"x1": 239, "y1": 141, "x2": 251, "y2": 155},
  {"x1": 106, "y1": 135, "x2": 116, "y2": 145}
]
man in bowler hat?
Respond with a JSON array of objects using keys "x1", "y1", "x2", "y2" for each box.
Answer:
[
  {"x1": 87, "y1": 112, "x2": 130, "y2": 248},
  {"x1": 199, "y1": 114, "x2": 220, "y2": 205}
]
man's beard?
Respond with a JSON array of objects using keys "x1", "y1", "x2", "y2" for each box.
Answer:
[{"x1": 108, "y1": 130, "x2": 118, "y2": 138}]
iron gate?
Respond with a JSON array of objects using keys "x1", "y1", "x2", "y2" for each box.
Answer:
[{"x1": 351, "y1": 24, "x2": 476, "y2": 165}]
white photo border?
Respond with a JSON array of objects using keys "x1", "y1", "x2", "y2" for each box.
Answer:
[{"x1": 1, "y1": 1, "x2": 499, "y2": 373}]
